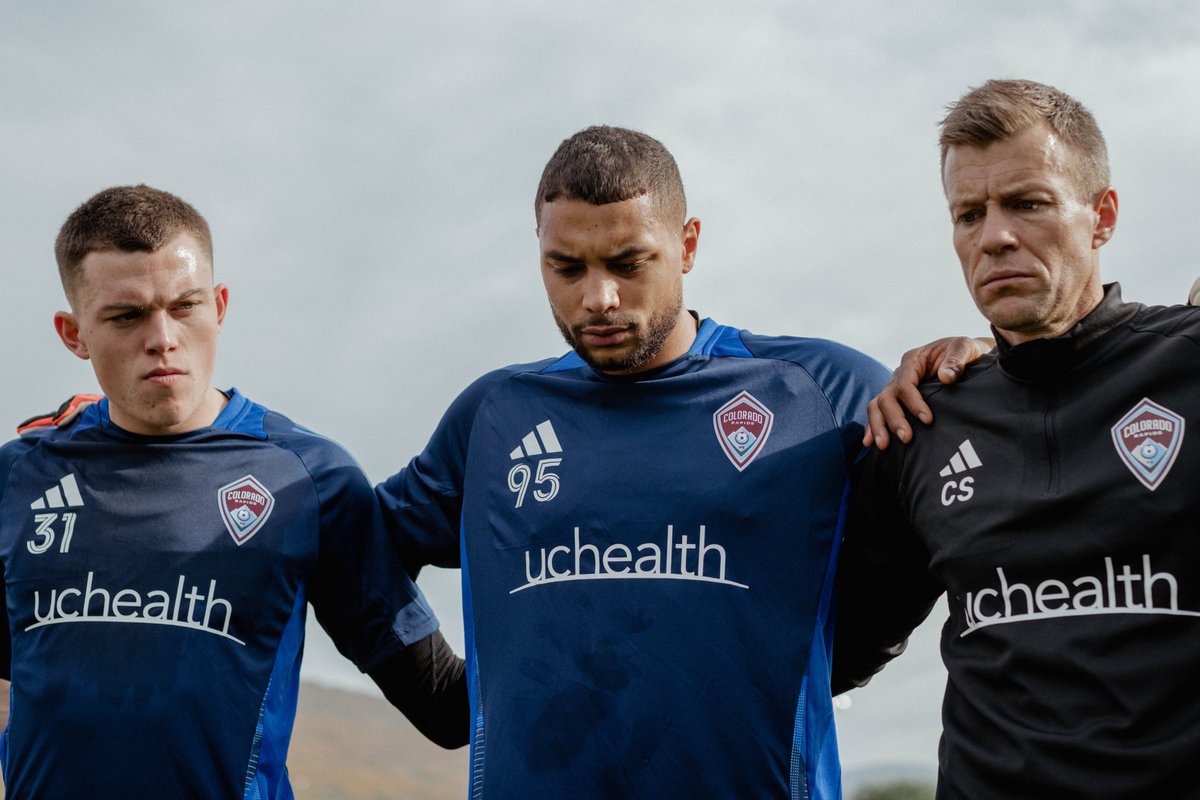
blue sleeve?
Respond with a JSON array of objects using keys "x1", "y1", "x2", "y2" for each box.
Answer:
[
  {"x1": 0, "y1": 437, "x2": 38, "y2": 681},
  {"x1": 284, "y1": 432, "x2": 439, "y2": 672},
  {"x1": 740, "y1": 334, "x2": 890, "y2": 465},
  {"x1": 0, "y1": 555, "x2": 8, "y2": 681},
  {"x1": 376, "y1": 367, "x2": 519, "y2": 571},
  {"x1": 809, "y1": 343, "x2": 890, "y2": 464}
]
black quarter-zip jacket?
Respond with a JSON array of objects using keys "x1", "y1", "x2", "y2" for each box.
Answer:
[{"x1": 834, "y1": 284, "x2": 1200, "y2": 800}]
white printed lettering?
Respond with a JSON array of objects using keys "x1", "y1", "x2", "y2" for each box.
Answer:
[
  {"x1": 1034, "y1": 579, "x2": 1069, "y2": 612},
  {"x1": 960, "y1": 556, "x2": 1195, "y2": 636},
  {"x1": 112, "y1": 589, "x2": 140, "y2": 618},
  {"x1": 511, "y1": 524, "x2": 748, "y2": 594},
  {"x1": 25, "y1": 571, "x2": 243, "y2": 645},
  {"x1": 941, "y1": 477, "x2": 975, "y2": 507},
  {"x1": 602, "y1": 543, "x2": 632, "y2": 573}
]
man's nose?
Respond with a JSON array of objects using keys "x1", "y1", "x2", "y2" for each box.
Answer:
[
  {"x1": 581, "y1": 271, "x2": 619, "y2": 314},
  {"x1": 145, "y1": 310, "x2": 178, "y2": 354},
  {"x1": 979, "y1": 209, "x2": 1019, "y2": 256}
]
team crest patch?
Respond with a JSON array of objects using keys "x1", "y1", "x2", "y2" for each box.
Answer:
[
  {"x1": 217, "y1": 475, "x2": 275, "y2": 545},
  {"x1": 713, "y1": 391, "x2": 774, "y2": 471},
  {"x1": 1110, "y1": 398, "x2": 1185, "y2": 491}
]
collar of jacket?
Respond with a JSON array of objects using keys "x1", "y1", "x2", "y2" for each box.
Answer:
[{"x1": 992, "y1": 282, "x2": 1141, "y2": 384}]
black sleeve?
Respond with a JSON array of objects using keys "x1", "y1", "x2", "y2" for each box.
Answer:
[
  {"x1": 367, "y1": 630, "x2": 469, "y2": 749},
  {"x1": 831, "y1": 446, "x2": 944, "y2": 695}
]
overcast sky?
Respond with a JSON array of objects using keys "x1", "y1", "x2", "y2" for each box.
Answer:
[{"x1": 4, "y1": 0, "x2": 1199, "y2": 778}]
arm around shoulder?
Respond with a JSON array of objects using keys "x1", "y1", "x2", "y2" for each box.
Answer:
[
  {"x1": 296, "y1": 434, "x2": 440, "y2": 669},
  {"x1": 376, "y1": 365, "x2": 533, "y2": 571},
  {"x1": 864, "y1": 336, "x2": 995, "y2": 450}
]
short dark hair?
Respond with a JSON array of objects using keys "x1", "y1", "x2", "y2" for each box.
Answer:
[
  {"x1": 55, "y1": 184, "x2": 213, "y2": 300},
  {"x1": 534, "y1": 126, "x2": 687, "y2": 226},
  {"x1": 940, "y1": 79, "x2": 1110, "y2": 200}
]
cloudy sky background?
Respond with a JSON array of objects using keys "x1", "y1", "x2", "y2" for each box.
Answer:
[{"x1": 4, "y1": 0, "x2": 1199, "y2": 779}]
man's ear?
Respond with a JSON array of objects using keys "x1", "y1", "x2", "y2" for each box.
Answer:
[
  {"x1": 681, "y1": 217, "x2": 701, "y2": 274},
  {"x1": 54, "y1": 311, "x2": 90, "y2": 360},
  {"x1": 1092, "y1": 187, "x2": 1118, "y2": 248},
  {"x1": 213, "y1": 283, "x2": 229, "y2": 329}
]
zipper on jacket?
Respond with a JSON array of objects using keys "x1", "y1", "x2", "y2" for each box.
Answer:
[{"x1": 1043, "y1": 390, "x2": 1061, "y2": 495}]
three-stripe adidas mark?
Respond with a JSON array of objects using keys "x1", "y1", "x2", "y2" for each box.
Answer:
[
  {"x1": 510, "y1": 420, "x2": 562, "y2": 460},
  {"x1": 30, "y1": 474, "x2": 85, "y2": 510},
  {"x1": 507, "y1": 420, "x2": 565, "y2": 509},
  {"x1": 939, "y1": 440, "x2": 982, "y2": 507},
  {"x1": 939, "y1": 440, "x2": 982, "y2": 477},
  {"x1": 28, "y1": 474, "x2": 84, "y2": 555}
]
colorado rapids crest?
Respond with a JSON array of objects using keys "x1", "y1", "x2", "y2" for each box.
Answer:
[
  {"x1": 217, "y1": 475, "x2": 275, "y2": 545},
  {"x1": 1111, "y1": 398, "x2": 1184, "y2": 491},
  {"x1": 713, "y1": 391, "x2": 773, "y2": 471}
]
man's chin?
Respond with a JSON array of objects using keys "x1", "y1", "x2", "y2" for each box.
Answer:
[
  {"x1": 120, "y1": 394, "x2": 203, "y2": 435},
  {"x1": 112, "y1": 412, "x2": 186, "y2": 436},
  {"x1": 572, "y1": 342, "x2": 643, "y2": 373},
  {"x1": 978, "y1": 302, "x2": 1044, "y2": 335},
  {"x1": 575, "y1": 347, "x2": 627, "y2": 371}
]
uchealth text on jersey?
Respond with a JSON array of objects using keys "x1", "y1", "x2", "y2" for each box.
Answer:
[
  {"x1": 29, "y1": 571, "x2": 242, "y2": 644},
  {"x1": 961, "y1": 554, "x2": 1187, "y2": 636},
  {"x1": 512, "y1": 524, "x2": 749, "y2": 594}
]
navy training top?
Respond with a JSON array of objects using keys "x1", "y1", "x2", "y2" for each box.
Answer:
[
  {"x1": 378, "y1": 318, "x2": 888, "y2": 800},
  {"x1": 0, "y1": 388, "x2": 439, "y2": 799}
]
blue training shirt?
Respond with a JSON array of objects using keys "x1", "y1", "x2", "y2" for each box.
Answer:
[
  {"x1": 377, "y1": 318, "x2": 888, "y2": 800},
  {"x1": 0, "y1": 388, "x2": 439, "y2": 800}
]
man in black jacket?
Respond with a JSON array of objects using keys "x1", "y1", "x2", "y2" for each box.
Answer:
[{"x1": 835, "y1": 79, "x2": 1200, "y2": 798}]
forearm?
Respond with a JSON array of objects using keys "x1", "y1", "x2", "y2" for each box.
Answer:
[{"x1": 367, "y1": 630, "x2": 469, "y2": 749}]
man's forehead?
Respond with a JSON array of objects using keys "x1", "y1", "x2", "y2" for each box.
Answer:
[
  {"x1": 944, "y1": 167, "x2": 1061, "y2": 202},
  {"x1": 539, "y1": 196, "x2": 666, "y2": 244},
  {"x1": 943, "y1": 126, "x2": 1073, "y2": 197},
  {"x1": 76, "y1": 239, "x2": 213, "y2": 301}
]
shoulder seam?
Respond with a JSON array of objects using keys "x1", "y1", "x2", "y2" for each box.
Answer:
[
  {"x1": 0, "y1": 437, "x2": 44, "y2": 511},
  {"x1": 733, "y1": 341, "x2": 847, "y2": 439},
  {"x1": 1128, "y1": 310, "x2": 1200, "y2": 352}
]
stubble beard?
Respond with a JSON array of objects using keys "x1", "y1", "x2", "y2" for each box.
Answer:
[{"x1": 553, "y1": 294, "x2": 683, "y2": 374}]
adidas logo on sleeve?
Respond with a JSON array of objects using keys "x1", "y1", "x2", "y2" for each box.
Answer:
[
  {"x1": 509, "y1": 420, "x2": 563, "y2": 460},
  {"x1": 30, "y1": 474, "x2": 85, "y2": 510},
  {"x1": 506, "y1": 420, "x2": 564, "y2": 508},
  {"x1": 940, "y1": 440, "x2": 982, "y2": 507},
  {"x1": 939, "y1": 440, "x2": 982, "y2": 477},
  {"x1": 27, "y1": 474, "x2": 85, "y2": 556}
]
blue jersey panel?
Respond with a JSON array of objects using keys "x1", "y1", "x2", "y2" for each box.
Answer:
[
  {"x1": 379, "y1": 320, "x2": 888, "y2": 800},
  {"x1": 245, "y1": 584, "x2": 307, "y2": 800},
  {"x1": 0, "y1": 389, "x2": 437, "y2": 800}
]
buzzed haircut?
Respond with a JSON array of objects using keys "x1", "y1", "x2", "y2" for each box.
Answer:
[
  {"x1": 940, "y1": 79, "x2": 1110, "y2": 201},
  {"x1": 535, "y1": 125, "x2": 687, "y2": 227},
  {"x1": 55, "y1": 184, "x2": 213, "y2": 301}
]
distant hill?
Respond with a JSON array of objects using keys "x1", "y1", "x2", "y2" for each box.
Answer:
[
  {"x1": 288, "y1": 681, "x2": 468, "y2": 799},
  {"x1": 0, "y1": 681, "x2": 934, "y2": 798},
  {"x1": 0, "y1": 680, "x2": 467, "y2": 800}
]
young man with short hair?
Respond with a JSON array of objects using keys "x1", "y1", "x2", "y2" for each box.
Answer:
[{"x1": 0, "y1": 185, "x2": 467, "y2": 799}]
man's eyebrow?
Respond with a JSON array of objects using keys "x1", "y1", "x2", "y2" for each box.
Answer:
[
  {"x1": 1000, "y1": 181, "x2": 1056, "y2": 198},
  {"x1": 542, "y1": 249, "x2": 584, "y2": 263},
  {"x1": 543, "y1": 246, "x2": 652, "y2": 261},
  {"x1": 605, "y1": 246, "x2": 652, "y2": 262},
  {"x1": 950, "y1": 178, "x2": 1054, "y2": 205},
  {"x1": 97, "y1": 287, "x2": 206, "y2": 314}
]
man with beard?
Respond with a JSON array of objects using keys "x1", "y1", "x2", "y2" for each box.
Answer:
[{"x1": 377, "y1": 125, "x2": 895, "y2": 799}]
